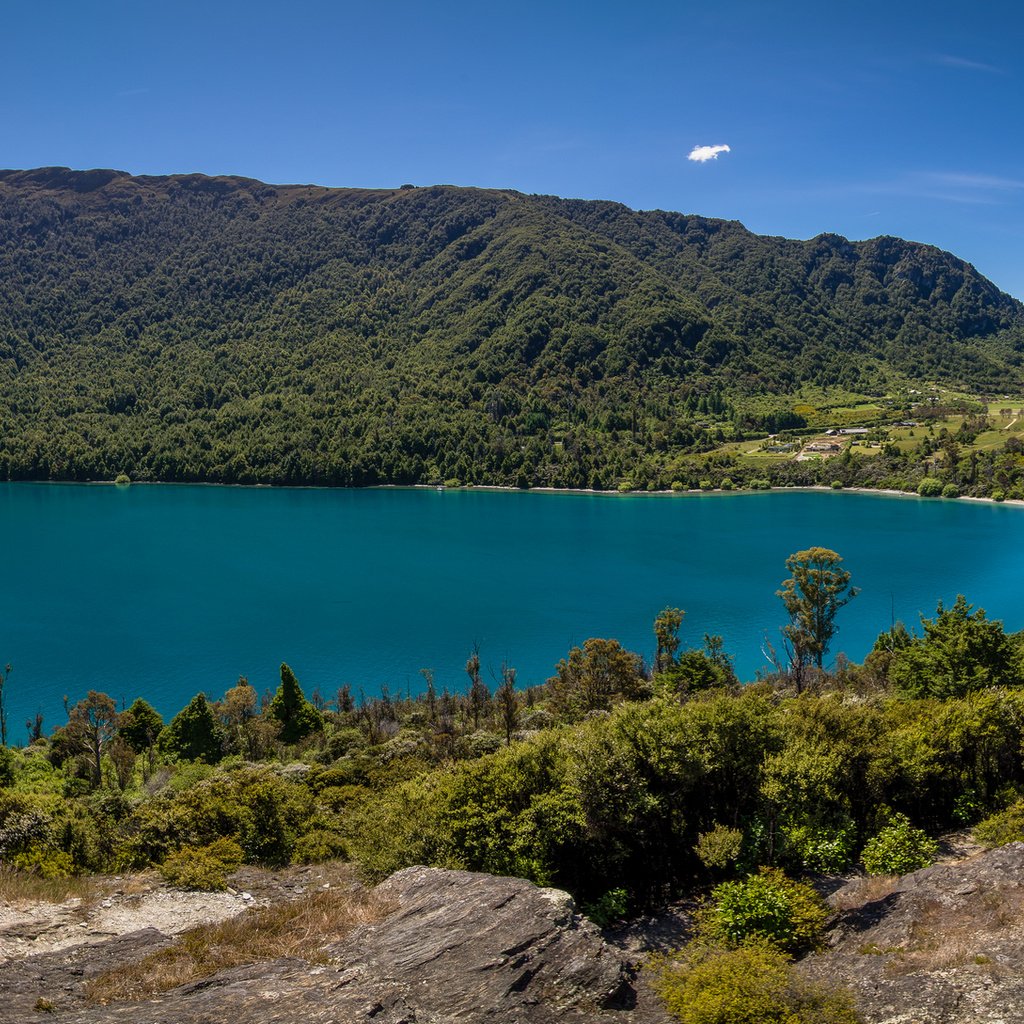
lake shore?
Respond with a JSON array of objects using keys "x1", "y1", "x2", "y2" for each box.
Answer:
[{"x1": 7, "y1": 477, "x2": 1024, "y2": 509}]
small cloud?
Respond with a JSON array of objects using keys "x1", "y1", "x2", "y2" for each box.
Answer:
[
  {"x1": 932, "y1": 53, "x2": 1003, "y2": 74},
  {"x1": 688, "y1": 144, "x2": 731, "y2": 163},
  {"x1": 922, "y1": 172, "x2": 1024, "y2": 191}
]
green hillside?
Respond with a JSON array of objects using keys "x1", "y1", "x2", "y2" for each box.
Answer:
[{"x1": 0, "y1": 167, "x2": 1021, "y2": 487}]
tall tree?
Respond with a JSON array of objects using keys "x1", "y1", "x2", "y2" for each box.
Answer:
[
  {"x1": 267, "y1": 663, "x2": 323, "y2": 744},
  {"x1": 160, "y1": 693, "x2": 224, "y2": 763},
  {"x1": 777, "y1": 547, "x2": 858, "y2": 685},
  {"x1": 654, "y1": 608, "x2": 685, "y2": 673},
  {"x1": 67, "y1": 690, "x2": 118, "y2": 786},
  {"x1": 0, "y1": 663, "x2": 11, "y2": 746},
  {"x1": 466, "y1": 646, "x2": 490, "y2": 730},
  {"x1": 118, "y1": 697, "x2": 164, "y2": 753},
  {"x1": 496, "y1": 663, "x2": 520, "y2": 745}
]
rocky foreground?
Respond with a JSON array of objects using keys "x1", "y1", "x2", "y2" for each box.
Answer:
[{"x1": 1, "y1": 846, "x2": 1023, "y2": 1023}]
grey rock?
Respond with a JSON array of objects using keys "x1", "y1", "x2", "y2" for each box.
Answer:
[
  {"x1": 0, "y1": 928, "x2": 172, "y2": 1022},
  {"x1": 4, "y1": 868, "x2": 665, "y2": 1024},
  {"x1": 800, "y1": 842, "x2": 1024, "y2": 1024}
]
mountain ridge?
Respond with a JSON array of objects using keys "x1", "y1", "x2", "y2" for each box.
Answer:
[{"x1": 0, "y1": 167, "x2": 1020, "y2": 486}]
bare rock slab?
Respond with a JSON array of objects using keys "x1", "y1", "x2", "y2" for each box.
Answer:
[{"x1": 800, "y1": 842, "x2": 1024, "y2": 1024}]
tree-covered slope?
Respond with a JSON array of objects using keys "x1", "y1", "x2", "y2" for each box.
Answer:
[{"x1": 0, "y1": 166, "x2": 1021, "y2": 486}]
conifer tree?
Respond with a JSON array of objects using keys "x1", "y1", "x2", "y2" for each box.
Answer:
[
  {"x1": 160, "y1": 693, "x2": 224, "y2": 763},
  {"x1": 267, "y1": 663, "x2": 323, "y2": 744}
]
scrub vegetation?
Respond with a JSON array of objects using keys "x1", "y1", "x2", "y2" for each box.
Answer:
[{"x1": 4, "y1": 550, "x2": 1024, "y2": 1021}]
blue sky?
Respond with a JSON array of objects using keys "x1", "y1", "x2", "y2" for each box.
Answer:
[{"x1": 4, "y1": 0, "x2": 1024, "y2": 296}]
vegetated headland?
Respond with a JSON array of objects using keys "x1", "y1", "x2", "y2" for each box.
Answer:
[
  {"x1": 1, "y1": 167, "x2": 1023, "y2": 500},
  {"x1": 4, "y1": 547, "x2": 1024, "y2": 1021}
]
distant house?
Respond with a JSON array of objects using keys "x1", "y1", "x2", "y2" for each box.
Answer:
[
  {"x1": 803, "y1": 441, "x2": 841, "y2": 454},
  {"x1": 838, "y1": 427, "x2": 870, "y2": 435}
]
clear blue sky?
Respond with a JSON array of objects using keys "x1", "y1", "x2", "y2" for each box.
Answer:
[{"x1": 4, "y1": 0, "x2": 1023, "y2": 297}]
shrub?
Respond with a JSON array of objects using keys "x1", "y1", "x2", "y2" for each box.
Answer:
[
  {"x1": 159, "y1": 837, "x2": 243, "y2": 891},
  {"x1": 831, "y1": 480, "x2": 844, "y2": 490},
  {"x1": 292, "y1": 828, "x2": 349, "y2": 864},
  {"x1": 992, "y1": 489, "x2": 1006, "y2": 502},
  {"x1": 749, "y1": 478, "x2": 771, "y2": 490},
  {"x1": 783, "y1": 822, "x2": 857, "y2": 874},
  {"x1": 671, "y1": 480, "x2": 685, "y2": 492},
  {"x1": 699, "y1": 479, "x2": 713, "y2": 491},
  {"x1": 652, "y1": 938, "x2": 863, "y2": 1024},
  {"x1": 583, "y1": 887, "x2": 629, "y2": 927},
  {"x1": 861, "y1": 814, "x2": 938, "y2": 875},
  {"x1": 0, "y1": 746, "x2": 15, "y2": 787},
  {"x1": 974, "y1": 799, "x2": 1024, "y2": 848},
  {"x1": 720, "y1": 477, "x2": 734, "y2": 491},
  {"x1": 694, "y1": 825, "x2": 744, "y2": 871},
  {"x1": 701, "y1": 868, "x2": 828, "y2": 954},
  {"x1": 114, "y1": 473, "x2": 131, "y2": 486},
  {"x1": 942, "y1": 483, "x2": 960, "y2": 498},
  {"x1": 917, "y1": 477, "x2": 944, "y2": 497}
]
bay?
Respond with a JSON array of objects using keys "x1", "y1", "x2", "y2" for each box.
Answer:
[{"x1": 2, "y1": 483, "x2": 1023, "y2": 733}]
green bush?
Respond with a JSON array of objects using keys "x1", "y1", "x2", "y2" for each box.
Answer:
[
  {"x1": 720, "y1": 477, "x2": 734, "y2": 491},
  {"x1": 701, "y1": 868, "x2": 828, "y2": 954},
  {"x1": 974, "y1": 799, "x2": 1024, "y2": 848},
  {"x1": 694, "y1": 825, "x2": 744, "y2": 871},
  {"x1": 942, "y1": 483, "x2": 960, "y2": 498},
  {"x1": 992, "y1": 489, "x2": 1006, "y2": 502},
  {"x1": 583, "y1": 887, "x2": 629, "y2": 927},
  {"x1": 783, "y1": 822, "x2": 857, "y2": 874},
  {"x1": 861, "y1": 814, "x2": 938, "y2": 875},
  {"x1": 671, "y1": 480, "x2": 685, "y2": 492},
  {"x1": 831, "y1": 480, "x2": 844, "y2": 490},
  {"x1": 652, "y1": 938, "x2": 863, "y2": 1024},
  {"x1": 292, "y1": 828, "x2": 349, "y2": 864},
  {"x1": 159, "y1": 837, "x2": 243, "y2": 890},
  {"x1": 749, "y1": 479, "x2": 771, "y2": 490},
  {"x1": 917, "y1": 477, "x2": 944, "y2": 497},
  {"x1": 699, "y1": 479, "x2": 714, "y2": 491}
]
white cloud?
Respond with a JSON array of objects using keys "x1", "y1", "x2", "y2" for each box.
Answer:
[
  {"x1": 933, "y1": 54, "x2": 1003, "y2": 74},
  {"x1": 688, "y1": 144, "x2": 731, "y2": 163}
]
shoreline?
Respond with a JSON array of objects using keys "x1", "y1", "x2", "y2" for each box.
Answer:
[{"x1": 6, "y1": 478, "x2": 1023, "y2": 508}]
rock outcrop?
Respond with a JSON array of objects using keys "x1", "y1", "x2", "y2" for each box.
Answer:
[
  {"x1": 0, "y1": 867, "x2": 665, "y2": 1024},
  {"x1": 800, "y1": 842, "x2": 1024, "y2": 1024}
]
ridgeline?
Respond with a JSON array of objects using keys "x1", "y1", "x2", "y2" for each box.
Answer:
[{"x1": 0, "y1": 167, "x2": 1022, "y2": 487}]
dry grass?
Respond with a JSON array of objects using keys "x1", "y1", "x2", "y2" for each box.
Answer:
[
  {"x1": 0, "y1": 865, "x2": 98, "y2": 907},
  {"x1": 829, "y1": 874, "x2": 901, "y2": 912},
  {"x1": 881, "y1": 888, "x2": 1024, "y2": 977},
  {"x1": 86, "y1": 885, "x2": 389, "y2": 1005}
]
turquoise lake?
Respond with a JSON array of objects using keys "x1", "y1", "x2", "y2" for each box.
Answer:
[{"x1": 1, "y1": 483, "x2": 1022, "y2": 732}]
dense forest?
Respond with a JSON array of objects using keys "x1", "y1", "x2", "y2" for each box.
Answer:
[{"x1": 1, "y1": 167, "x2": 1023, "y2": 490}]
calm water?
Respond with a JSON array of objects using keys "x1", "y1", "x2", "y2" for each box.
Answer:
[{"x1": 1, "y1": 483, "x2": 1022, "y2": 732}]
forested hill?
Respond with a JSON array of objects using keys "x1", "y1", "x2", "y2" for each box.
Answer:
[{"x1": 0, "y1": 166, "x2": 1022, "y2": 487}]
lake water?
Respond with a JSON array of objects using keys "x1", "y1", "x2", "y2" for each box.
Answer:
[{"x1": 1, "y1": 483, "x2": 1022, "y2": 734}]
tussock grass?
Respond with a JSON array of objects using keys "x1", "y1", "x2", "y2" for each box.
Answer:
[
  {"x1": 86, "y1": 885, "x2": 388, "y2": 1005},
  {"x1": 829, "y1": 874, "x2": 901, "y2": 912},
  {"x1": 0, "y1": 865, "x2": 97, "y2": 906},
  {"x1": 882, "y1": 888, "x2": 1024, "y2": 976}
]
